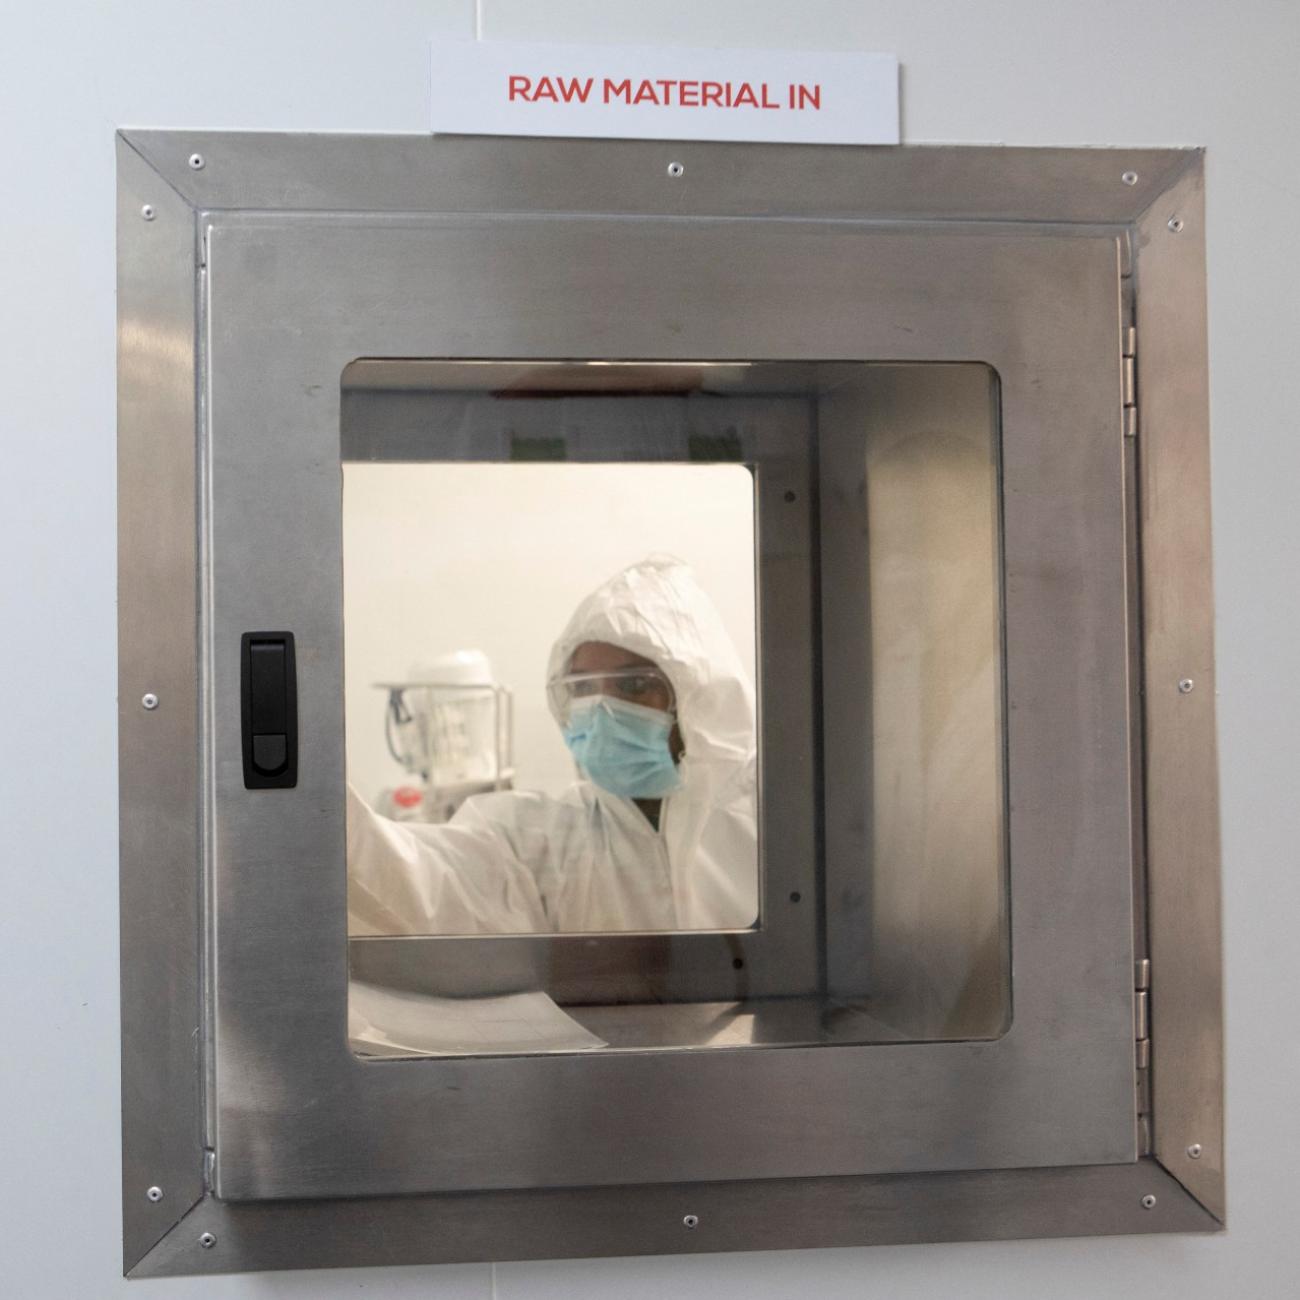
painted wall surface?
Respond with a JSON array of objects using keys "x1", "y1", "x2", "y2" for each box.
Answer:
[{"x1": 2, "y1": 1, "x2": 1296, "y2": 1295}]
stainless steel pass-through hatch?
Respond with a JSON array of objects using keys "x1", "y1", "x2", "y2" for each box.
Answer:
[{"x1": 117, "y1": 132, "x2": 1222, "y2": 1277}]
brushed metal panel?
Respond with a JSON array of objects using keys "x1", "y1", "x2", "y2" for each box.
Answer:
[
  {"x1": 1135, "y1": 160, "x2": 1226, "y2": 1219},
  {"x1": 122, "y1": 131, "x2": 1194, "y2": 226},
  {"x1": 819, "y1": 364, "x2": 1008, "y2": 1038},
  {"x1": 116, "y1": 136, "x2": 205, "y2": 1270},
  {"x1": 131, "y1": 1159, "x2": 1217, "y2": 1277},
  {"x1": 116, "y1": 139, "x2": 1223, "y2": 1278},
  {"x1": 202, "y1": 214, "x2": 1136, "y2": 1199}
]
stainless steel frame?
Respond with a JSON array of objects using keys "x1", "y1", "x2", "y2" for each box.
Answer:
[
  {"x1": 117, "y1": 132, "x2": 1223, "y2": 1277},
  {"x1": 344, "y1": 376, "x2": 821, "y2": 1006}
]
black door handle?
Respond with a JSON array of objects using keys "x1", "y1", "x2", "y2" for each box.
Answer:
[{"x1": 241, "y1": 632, "x2": 297, "y2": 789}]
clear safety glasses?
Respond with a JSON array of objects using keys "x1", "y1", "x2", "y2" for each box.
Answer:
[{"x1": 547, "y1": 667, "x2": 676, "y2": 723}]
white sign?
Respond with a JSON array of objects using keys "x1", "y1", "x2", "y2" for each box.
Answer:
[{"x1": 430, "y1": 41, "x2": 899, "y2": 146}]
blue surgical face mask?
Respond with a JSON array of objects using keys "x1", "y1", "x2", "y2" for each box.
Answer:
[{"x1": 562, "y1": 696, "x2": 682, "y2": 800}]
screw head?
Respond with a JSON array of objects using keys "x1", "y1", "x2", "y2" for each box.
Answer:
[
  {"x1": 188, "y1": 153, "x2": 205, "y2": 170},
  {"x1": 1122, "y1": 171, "x2": 1140, "y2": 186},
  {"x1": 198, "y1": 1232, "x2": 217, "y2": 1249},
  {"x1": 1168, "y1": 216, "x2": 1185, "y2": 233},
  {"x1": 1178, "y1": 678, "x2": 1195, "y2": 694},
  {"x1": 146, "y1": 1186, "x2": 163, "y2": 1203},
  {"x1": 140, "y1": 204, "x2": 156, "y2": 221},
  {"x1": 1188, "y1": 1143, "x2": 1203, "y2": 1159},
  {"x1": 141, "y1": 692, "x2": 159, "y2": 710},
  {"x1": 682, "y1": 1213, "x2": 700, "y2": 1229},
  {"x1": 667, "y1": 161, "x2": 685, "y2": 178},
  {"x1": 1141, "y1": 1194, "x2": 1157, "y2": 1210}
]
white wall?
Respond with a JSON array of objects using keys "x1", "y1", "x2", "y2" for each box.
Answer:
[
  {"x1": 343, "y1": 463, "x2": 755, "y2": 803},
  {"x1": 2, "y1": 1, "x2": 1296, "y2": 1295}
]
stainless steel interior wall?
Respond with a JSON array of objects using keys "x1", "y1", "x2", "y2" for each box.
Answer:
[{"x1": 820, "y1": 365, "x2": 1008, "y2": 1040}]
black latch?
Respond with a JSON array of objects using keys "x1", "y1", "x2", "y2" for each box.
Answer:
[{"x1": 241, "y1": 632, "x2": 297, "y2": 789}]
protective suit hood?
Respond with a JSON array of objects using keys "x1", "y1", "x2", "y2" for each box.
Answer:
[
  {"x1": 546, "y1": 555, "x2": 756, "y2": 781},
  {"x1": 538, "y1": 555, "x2": 758, "y2": 929}
]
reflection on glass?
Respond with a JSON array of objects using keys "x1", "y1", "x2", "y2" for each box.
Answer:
[
  {"x1": 341, "y1": 361, "x2": 1010, "y2": 1058},
  {"x1": 866, "y1": 378, "x2": 1007, "y2": 1040},
  {"x1": 819, "y1": 363, "x2": 1008, "y2": 1042},
  {"x1": 343, "y1": 463, "x2": 759, "y2": 936}
]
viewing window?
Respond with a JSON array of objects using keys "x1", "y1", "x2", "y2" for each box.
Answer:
[
  {"x1": 339, "y1": 361, "x2": 1007, "y2": 1057},
  {"x1": 342, "y1": 458, "x2": 759, "y2": 937}
]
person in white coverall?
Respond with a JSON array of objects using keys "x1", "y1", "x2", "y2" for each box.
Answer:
[{"x1": 347, "y1": 557, "x2": 758, "y2": 934}]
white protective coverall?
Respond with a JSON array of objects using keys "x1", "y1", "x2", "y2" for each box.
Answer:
[{"x1": 347, "y1": 557, "x2": 758, "y2": 934}]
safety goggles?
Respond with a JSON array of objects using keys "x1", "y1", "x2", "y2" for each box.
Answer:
[{"x1": 547, "y1": 667, "x2": 676, "y2": 722}]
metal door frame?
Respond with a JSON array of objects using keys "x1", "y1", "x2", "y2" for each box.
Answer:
[
  {"x1": 209, "y1": 215, "x2": 1130, "y2": 1198},
  {"x1": 117, "y1": 133, "x2": 1222, "y2": 1276},
  {"x1": 341, "y1": 374, "x2": 821, "y2": 1006}
]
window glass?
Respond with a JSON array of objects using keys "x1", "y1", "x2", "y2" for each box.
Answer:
[
  {"x1": 343, "y1": 459, "x2": 759, "y2": 938},
  {"x1": 341, "y1": 361, "x2": 1008, "y2": 1057}
]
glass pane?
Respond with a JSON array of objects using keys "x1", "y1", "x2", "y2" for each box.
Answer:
[
  {"x1": 340, "y1": 361, "x2": 1008, "y2": 1058},
  {"x1": 343, "y1": 459, "x2": 759, "y2": 939}
]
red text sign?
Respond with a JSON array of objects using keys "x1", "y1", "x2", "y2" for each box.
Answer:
[{"x1": 431, "y1": 42, "x2": 899, "y2": 145}]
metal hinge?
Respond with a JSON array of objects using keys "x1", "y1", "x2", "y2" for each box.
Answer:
[
  {"x1": 1135, "y1": 958, "x2": 1152, "y2": 1154},
  {"x1": 1122, "y1": 325, "x2": 1139, "y2": 439}
]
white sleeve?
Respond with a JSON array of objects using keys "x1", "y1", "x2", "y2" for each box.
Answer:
[{"x1": 346, "y1": 784, "x2": 551, "y2": 935}]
